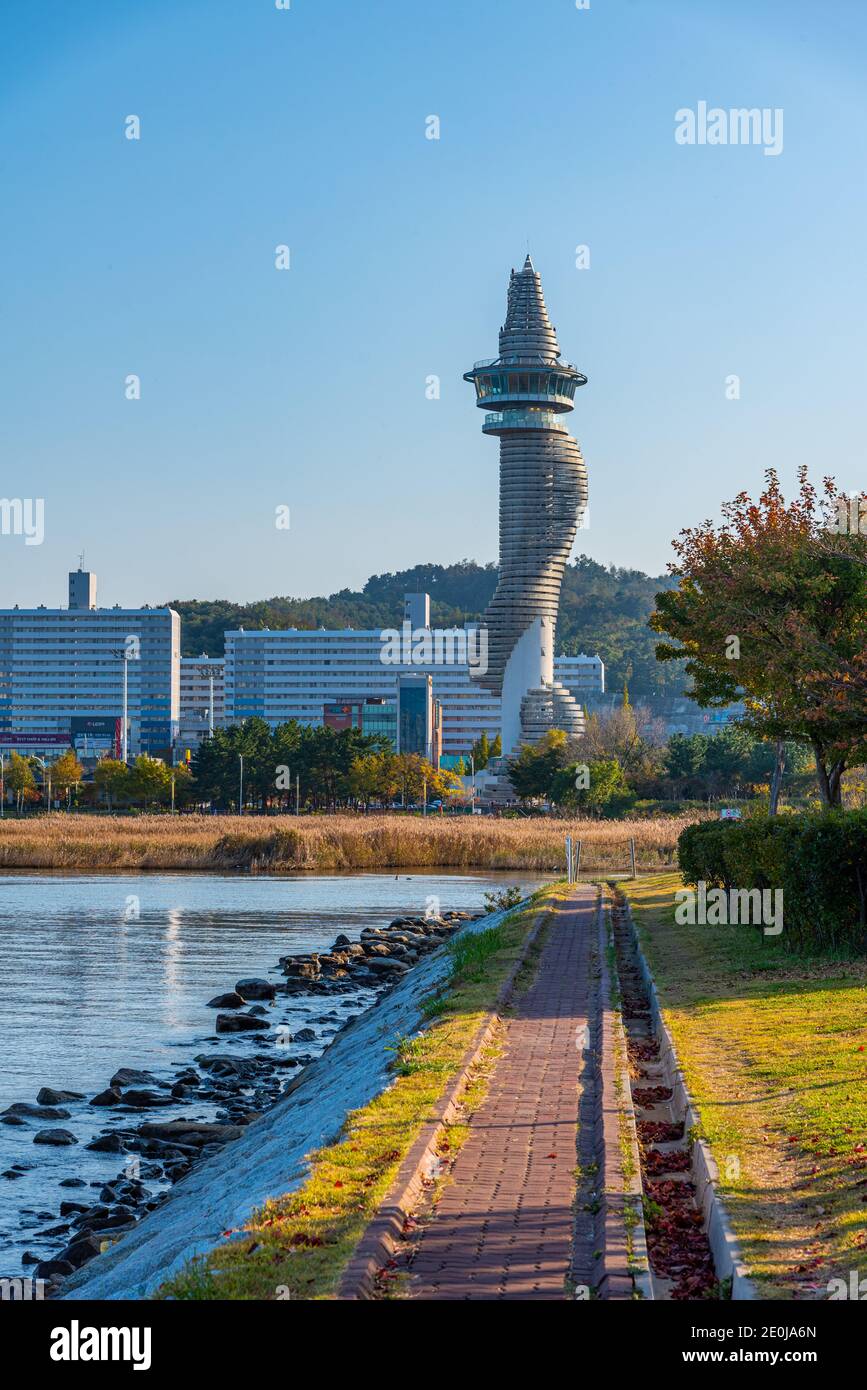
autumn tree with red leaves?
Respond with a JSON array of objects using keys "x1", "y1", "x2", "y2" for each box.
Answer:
[{"x1": 650, "y1": 468, "x2": 867, "y2": 808}]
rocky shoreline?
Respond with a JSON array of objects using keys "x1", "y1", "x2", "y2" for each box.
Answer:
[{"x1": 1, "y1": 907, "x2": 479, "y2": 1291}]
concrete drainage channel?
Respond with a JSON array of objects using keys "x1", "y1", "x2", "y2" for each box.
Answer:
[{"x1": 607, "y1": 887, "x2": 757, "y2": 1302}]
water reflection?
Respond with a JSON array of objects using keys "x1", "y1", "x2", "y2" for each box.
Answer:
[{"x1": 0, "y1": 868, "x2": 547, "y2": 1270}]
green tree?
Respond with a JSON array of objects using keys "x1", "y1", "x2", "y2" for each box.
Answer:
[
  {"x1": 128, "y1": 756, "x2": 171, "y2": 807},
  {"x1": 93, "y1": 758, "x2": 130, "y2": 811},
  {"x1": 551, "y1": 758, "x2": 633, "y2": 816},
  {"x1": 51, "y1": 750, "x2": 85, "y2": 807},
  {"x1": 192, "y1": 718, "x2": 273, "y2": 809},
  {"x1": 470, "y1": 730, "x2": 492, "y2": 770},
  {"x1": 507, "y1": 731, "x2": 572, "y2": 801},
  {"x1": 348, "y1": 752, "x2": 398, "y2": 810},
  {"x1": 581, "y1": 704, "x2": 665, "y2": 793},
  {"x1": 664, "y1": 728, "x2": 813, "y2": 804},
  {"x1": 5, "y1": 752, "x2": 37, "y2": 813},
  {"x1": 651, "y1": 469, "x2": 867, "y2": 808},
  {"x1": 665, "y1": 732, "x2": 710, "y2": 785}
]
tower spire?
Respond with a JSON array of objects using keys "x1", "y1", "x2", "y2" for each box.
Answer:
[{"x1": 499, "y1": 255, "x2": 560, "y2": 360}]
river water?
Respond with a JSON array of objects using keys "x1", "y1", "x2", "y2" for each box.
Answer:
[{"x1": 0, "y1": 868, "x2": 547, "y2": 1275}]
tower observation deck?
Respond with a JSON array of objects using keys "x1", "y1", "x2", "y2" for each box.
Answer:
[{"x1": 464, "y1": 255, "x2": 589, "y2": 755}]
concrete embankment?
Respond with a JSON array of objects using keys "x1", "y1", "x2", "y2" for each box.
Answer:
[{"x1": 61, "y1": 908, "x2": 509, "y2": 1300}]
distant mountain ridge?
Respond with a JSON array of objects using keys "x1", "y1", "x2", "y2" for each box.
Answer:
[{"x1": 167, "y1": 555, "x2": 683, "y2": 703}]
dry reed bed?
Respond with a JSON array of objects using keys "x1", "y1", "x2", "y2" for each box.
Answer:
[{"x1": 0, "y1": 814, "x2": 702, "y2": 872}]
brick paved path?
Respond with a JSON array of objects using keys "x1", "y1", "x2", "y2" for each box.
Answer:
[{"x1": 408, "y1": 887, "x2": 598, "y2": 1300}]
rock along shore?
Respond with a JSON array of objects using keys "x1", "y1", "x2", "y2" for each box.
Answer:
[{"x1": 1, "y1": 908, "x2": 480, "y2": 1293}]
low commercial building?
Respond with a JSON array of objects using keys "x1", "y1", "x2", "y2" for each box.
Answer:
[{"x1": 323, "y1": 680, "x2": 442, "y2": 765}]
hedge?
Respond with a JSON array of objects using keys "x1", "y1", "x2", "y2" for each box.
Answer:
[{"x1": 677, "y1": 812, "x2": 867, "y2": 954}]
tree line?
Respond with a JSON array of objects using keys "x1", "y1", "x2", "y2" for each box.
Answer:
[
  {"x1": 168, "y1": 554, "x2": 682, "y2": 704},
  {"x1": 2, "y1": 719, "x2": 463, "y2": 813},
  {"x1": 506, "y1": 706, "x2": 815, "y2": 816}
]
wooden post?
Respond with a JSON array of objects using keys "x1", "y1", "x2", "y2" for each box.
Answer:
[
  {"x1": 574, "y1": 840, "x2": 581, "y2": 880},
  {"x1": 629, "y1": 837, "x2": 636, "y2": 880},
  {"x1": 565, "y1": 835, "x2": 573, "y2": 884}
]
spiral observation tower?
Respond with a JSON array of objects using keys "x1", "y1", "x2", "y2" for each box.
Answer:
[{"x1": 464, "y1": 255, "x2": 589, "y2": 755}]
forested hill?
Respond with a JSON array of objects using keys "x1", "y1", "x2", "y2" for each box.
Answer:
[{"x1": 168, "y1": 555, "x2": 683, "y2": 703}]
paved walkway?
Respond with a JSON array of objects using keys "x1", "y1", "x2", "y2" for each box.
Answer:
[{"x1": 408, "y1": 887, "x2": 598, "y2": 1299}]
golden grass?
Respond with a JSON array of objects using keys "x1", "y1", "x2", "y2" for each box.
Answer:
[
  {"x1": 157, "y1": 887, "x2": 565, "y2": 1300},
  {"x1": 625, "y1": 873, "x2": 867, "y2": 1298},
  {"x1": 0, "y1": 812, "x2": 701, "y2": 872}
]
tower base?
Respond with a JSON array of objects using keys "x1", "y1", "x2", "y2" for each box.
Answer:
[{"x1": 519, "y1": 682, "x2": 586, "y2": 744}]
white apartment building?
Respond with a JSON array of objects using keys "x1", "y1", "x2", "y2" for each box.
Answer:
[
  {"x1": 0, "y1": 577, "x2": 601, "y2": 766},
  {"x1": 179, "y1": 656, "x2": 225, "y2": 751},
  {"x1": 223, "y1": 595, "x2": 604, "y2": 758},
  {"x1": 0, "y1": 571, "x2": 180, "y2": 759},
  {"x1": 554, "y1": 654, "x2": 607, "y2": 701}
]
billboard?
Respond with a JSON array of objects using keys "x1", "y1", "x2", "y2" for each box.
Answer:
[
  {"x1": 0, "y1": 732, "x2": 71, "y2": 747},
  {"x1": 70, "y1": 717, "x2": 120, "y2": 736},
  {"x1": 70, "y1": 716, "x2": 122, "y2": 758}
]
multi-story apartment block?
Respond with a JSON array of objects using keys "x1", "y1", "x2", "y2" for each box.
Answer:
[
  {"x1": 178, "y1": 656, "x2": 225, "y2": 752},
  {"x1": 223, "y1": 594, "x2": 604, "y2": 759},
  {"x1": 0, "y1": 570, "x2": 180, "y2": 759}
]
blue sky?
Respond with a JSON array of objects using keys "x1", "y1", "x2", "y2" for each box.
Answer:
[{"x1": 1, "y1": 0, "x2": 865, "y2": 607}]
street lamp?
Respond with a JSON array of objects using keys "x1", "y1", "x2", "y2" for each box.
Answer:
[
  {"x1": 32, "y1": 755, "x2": 52, "y2": 810},
  {"x1": 238, "y1": 754, "x2": 244, "y2": 814},
  {"x1": 112, "y1": 644, "x2": 134, "y2": 763},
  {"x1": 469, "y1": 753, "x2": 476, "y2": 815}
]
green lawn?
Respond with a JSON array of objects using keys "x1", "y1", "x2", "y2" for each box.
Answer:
[{"x1": 624, "y1": 873, "x2": 867, "y2": 1298}]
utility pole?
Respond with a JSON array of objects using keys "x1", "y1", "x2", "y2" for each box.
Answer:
[
  {"x1": 196, "y1": 662, "x2": 215, "y2": 739},
  {"x1": 0, "y1": 751, "x2": 5, "y2": 817},
  {"x1": 33, "y1": 756, "x2": 52, "y2": 811},
  {"x1": 238, "y1": 754, "x2": 244, "y2": 814},
  {"x1": 296, "y1": 772, "x2": 300, "y2": 815},
  {"x1": 112, "y1": 646, "x2": 131, "y2": 763}
]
